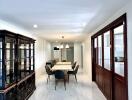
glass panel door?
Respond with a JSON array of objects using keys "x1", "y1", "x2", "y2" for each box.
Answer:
[
  {"x1": 104, "y1": 31, "x2": 111, "y2": 70},
  {"x1": 114, "y1": 25, "x2": 124, "y2": 76},
  {"x1": 98, "y1": 35, "x2": 102, "y2": 66}
]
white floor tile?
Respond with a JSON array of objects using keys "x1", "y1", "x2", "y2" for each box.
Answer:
[{"x1": 29, "y1": 71, "x2": 106, "y2": 100}]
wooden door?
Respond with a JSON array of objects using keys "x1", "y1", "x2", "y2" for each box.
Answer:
[
  {"x1": 91, "y1": 14, "x2": 128, "y2": 100},
  {"x1": 103, "y1": 31, "x2": 112, "y2": 100},
  {"x1": 112, "y1": 24, "x2": 128, "y2": 100},
  {"x1": 92, "y1": 38, "x2": 97, "y2": 82}
]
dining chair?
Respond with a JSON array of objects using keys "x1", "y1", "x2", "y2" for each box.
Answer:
[
  {"x1": 72, "y1": 61, "x2": 77, "y2": 70},
  {"x1": 62, "y1": 60, "x2": 66, "y2": 62},
  {"x1": 54, "y1": 70, "x2": 66, "y2": 90},
  {"x1": 67, "y1": 65, "x2": 79, "y2": 82},
  {"x1": 45, "y1": 65, "x2": 54, "y2": 83}
]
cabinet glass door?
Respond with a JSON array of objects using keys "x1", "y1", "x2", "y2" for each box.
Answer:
[
  {"x1": 0, "y1": 39, "x2": 2, "y2": 87},
  {"x1": 25, "y1": 43, "x2": 30, "y2": 75},
  {"x1": 19, "y1": 43, "x2": 25, "y2": 79},
  {"x1": 30, "y1": 43, "x2": 34, "y2": 71},
  {"x1": 5, "y1": 39, "x2": 15, "y2": 86},
  {"x1": 114, "y1": 25, "x2": 124, "y2": 76}
]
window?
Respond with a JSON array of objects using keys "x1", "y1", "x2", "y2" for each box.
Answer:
[
  {"x1": 94, "y1": 38, "x2": 98, "y2": 64},
  {"x1": 114, "y1": 25, "x2": 124, "y2": 76},
  {"x1": 98, "y1": 35, "x2": 102, "y2": 66},
  {"x1": 104, "y1": 31, "x2": 111, "y2": 70},
  {"x1": 94, "y1": 38, "x2": 97, "y2": 48}
]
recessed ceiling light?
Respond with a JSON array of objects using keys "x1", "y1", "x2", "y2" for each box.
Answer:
[
  {"x1": 56, "y1": 41, "x2": 58, "y2": 42},
  {"x1": 33, "y1": 24, "x2": 38, "y2": 28}
]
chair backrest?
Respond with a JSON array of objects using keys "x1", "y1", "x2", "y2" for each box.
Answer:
[
  {"x1": 46, "y1": 60, "x2": 55, "y2": 68},
  {"x1": 62, "y1": 60, "x2": 66, "y2": 62},
  {"x1": 74, "y1": 65, "x2": 79, "y2": 74},
  {"x1": 45, "y1": 65, "x2": 53, "y2": 75},
  {"x1": 54, "y1": 70, "x2": 65, "y2": 79},
  {"x1": 72, "y1": 61, "x2": 77, "y2": 69},
  {"x1": 46, "y1": 62, "x2": 52, "y2": 67},
  {"x1": 53, "y1": 60, "x2": 56, "y2": 64}
]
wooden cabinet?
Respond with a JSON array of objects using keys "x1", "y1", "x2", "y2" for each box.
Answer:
[{"x1": 0, "y1": 30, "x2": 36, "y2": 100}]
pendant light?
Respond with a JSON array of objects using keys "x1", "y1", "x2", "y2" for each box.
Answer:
[
  {"x1": 65, "y1": 44, "x2": 69, "y2": 48},
  {"x1": 60, "y1": 44, "x2": 64, "y2": 49}
]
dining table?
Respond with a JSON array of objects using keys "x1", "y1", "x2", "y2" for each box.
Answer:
[
  {"x1": 51, "y1": 62, "x2": 72, "y2": 71},
  {"x1": 56, "y1": 62, "x2": 71, "y2": 65}
]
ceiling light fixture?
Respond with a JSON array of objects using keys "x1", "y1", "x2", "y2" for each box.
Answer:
[
  {"x1": 59, "y1": 36, "x2": 69, "y2": 49},
  {"x1": 60, "y1": 44, "x2": 64, "y2": 49},
  {"x1": 33, "y1": 24, "x2": 38, "y2": 28},
  {"x1": 65, "y1": 44, "x2": 69, "y2": 48},
  {"x1": 57, "y1": 46, "x2": 59, "y2": 48},
  {"x1": 59, "y1": 36, "x2": 64, "y2": 49}
]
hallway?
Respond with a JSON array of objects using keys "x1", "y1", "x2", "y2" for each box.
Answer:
[{"x1": 0, "y1": 0, "x2": 132, "y2": 100}]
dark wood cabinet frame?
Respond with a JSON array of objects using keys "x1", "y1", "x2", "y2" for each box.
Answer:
[
  {"x1": 91, "y1": 14, "x2": 128, "y2": 100},
  {"x1": 0, "y1": 30, "x2": 36, "y2": 100}
]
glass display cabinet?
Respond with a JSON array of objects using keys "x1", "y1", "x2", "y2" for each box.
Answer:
[
  {"x1": 17, "y1": 35, "x2": 35, "y2": 80},
  {"x1": 0, "y1": 30, "x2": 35, "y2": 100},
  {"x1": 0, "y1": 31, "x2": 16, "y2": 89}
]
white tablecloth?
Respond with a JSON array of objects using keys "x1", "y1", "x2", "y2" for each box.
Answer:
[
  {"x1": 52, "y1": 64, "x2": 72, "y2": 71},
  {"x1": 56, "y1": 62, "x2": 71, "y2": 65}
]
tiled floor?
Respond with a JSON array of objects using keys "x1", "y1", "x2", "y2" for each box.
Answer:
[{"x1": 29, "y1": 71, "x2": 106, "y2": 100}]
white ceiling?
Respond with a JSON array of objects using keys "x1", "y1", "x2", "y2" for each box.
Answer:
[{"x1": 0, "y1": 0, "x2": 129, "y2": 42}]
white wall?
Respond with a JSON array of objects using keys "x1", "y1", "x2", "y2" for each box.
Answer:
[
  {"x1": 83, "y1": 1, "x2": 132, "y2": 99},
  {"x1": 35, "y1": 39, "x2": 51, "y2": 77},
  {"x1": 44, "y1": 40, "x2": 51, "y2": 62},
  {"x1": 82, "y1": 37, "x2": 92, "y2": 81},
  {"x1": 74, "y1": 42, "x2": 82, "y2": 68},
  {"x1": 0, "y1": 19, "x2": 52, "y2": 78}
]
